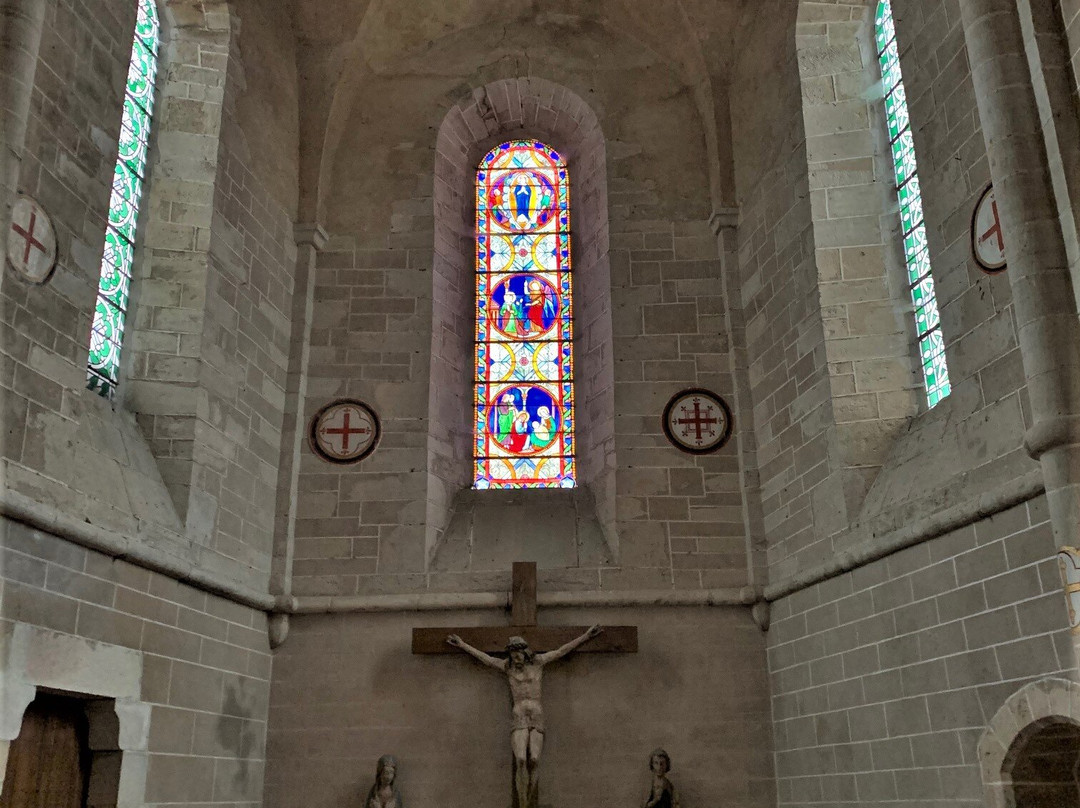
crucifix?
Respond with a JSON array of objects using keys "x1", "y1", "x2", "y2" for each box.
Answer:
[{"x1": 412, "y1": 562, "x2": 638, "y2": 808}]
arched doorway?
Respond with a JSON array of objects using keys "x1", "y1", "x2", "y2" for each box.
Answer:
[{"x1": 1004, "y1": 718, "x2": 1080, "y2": 807}]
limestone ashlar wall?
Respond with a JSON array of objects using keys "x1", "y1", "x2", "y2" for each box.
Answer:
[
  {"x1": 291, "y1": 65, "x2": 751, "y2": 597},
  {"x1": 1, "y1": 0, "x2": 184, "y2": 538},
  {"x1": 745, "y1": 0, "x2": 1036, "y2": 585},
  {"x1": 265, "y1": 608, "x2": 772, "y2": 808},
  {"x1": 732, "y1": 6, "x2": 828, "y2": 579},
  {"x1": 843, "y1": 0, "x2": 1035, "y2": 545},
  {"x1": 1, "y1": 521, "x2": 271, "y2": 806},
  {"x1": 768, "y1": 497, "x2": 1075, "y2": 804},
  {"x1": 1, "y1": 0, "x2": 297, "y2": 594}
]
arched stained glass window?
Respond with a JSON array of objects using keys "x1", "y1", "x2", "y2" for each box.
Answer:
[
  {"x1": 87, "y1": 0, "x2": 160, "y2": 396},
  {"x1": 876, "y1": 0, "x2": 951, "y2": 407},
  {"x1": 474, "y1": 140, "x2": 575, "y2": 489}
]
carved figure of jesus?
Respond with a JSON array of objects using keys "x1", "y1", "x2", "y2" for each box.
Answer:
[{"x1": 447, "y1": 625, "x2": 602, "y2": 808}]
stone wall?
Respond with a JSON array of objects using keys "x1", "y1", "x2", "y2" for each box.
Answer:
[
  {"x1": 738, "y1": 0, "x2": 1038, "y2": 590},
  {"x1": 266, "y1": 607, "x2": 772, "y2": 808},
  {"x1": 290, "y1": 51, "x2": 751, "y2": 597},
  {"x1": 0, "y1": 0, "x2": 296, "y2": 803},
  {"x1": 732, "y1": 4, "x2": 827, "y2": 584},
  {"x1": 768, "y1": 496, "x2": 1074, "y2": 805},
  {"x1": 1, "y1": 520, "x2": 271, "y2": 807}
]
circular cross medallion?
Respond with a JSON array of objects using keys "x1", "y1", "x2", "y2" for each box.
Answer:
[
  {"x1": 972, "y1": 185, "x2": 1007, "y2": 273},
  {"x1": 7, "y1": 195, "x2": 58, "y2": 284},
  {"x1": 662, "y1": 389, "x2": 733, "y2": 455},
  {"x1": 309, "y1": 399, "x2": 380, "y2": 464}
]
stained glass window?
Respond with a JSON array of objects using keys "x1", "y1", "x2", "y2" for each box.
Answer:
[
  {"x1": 474, "y1": 140, "x2": 575, "y2": 489},
  {"x1": 876, "y1": 0, "x2": 951, "y2": 408},
  {"x1": 87, "y1": 0, "x2": 160, "y2": 396}
]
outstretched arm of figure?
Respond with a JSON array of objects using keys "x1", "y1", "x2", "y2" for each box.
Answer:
[
  {"x1": 446, "y1": 634, "x2": 506, "y2": 671},
  {"x1": 536, "y1": 625, "x2": 602, "y2": 666}
]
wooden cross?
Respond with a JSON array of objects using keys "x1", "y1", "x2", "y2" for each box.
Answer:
[{"x1": 411, "y1": 562, "x2": 638, "y2": 655}]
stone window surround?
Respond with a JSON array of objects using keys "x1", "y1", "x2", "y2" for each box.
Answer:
[
  {"x1": 425, "y1": 78, "x2": 617, "y2": 563},
  {"x1": 0, "y1": 621, "x2": 151, "y2": 805}
]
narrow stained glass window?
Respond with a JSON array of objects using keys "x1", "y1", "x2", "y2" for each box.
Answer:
[
  {"x1": 87, "y1": 0, "x2": 160, "y2": 396},
  {"x1": 876, "y1": 0, "x2": 951, "y2": 407},
  {"x1": 474, "y1": 140, "x2": 575, "y2": 489}
]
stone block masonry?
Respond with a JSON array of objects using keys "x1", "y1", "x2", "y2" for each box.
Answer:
[
  {"x1": 768, "y1": 496, "x2": 1075, "y2": 805},
  {"x1": 1, "y1": 519, "x2": 271, "y2": 807}
]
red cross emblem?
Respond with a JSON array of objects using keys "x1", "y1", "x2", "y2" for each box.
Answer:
[
  {"x1": 6, "y1": 195, "x2": 57, "y2": 284},
  {"x1": 973, "y1": 186, "x2": 1007, "y2": 272},
  {"x1": 662, "y1": 389, "x2": 732, "y2": 455},
  {"x1": 676, "y1": 400, "x2": 719, "y2": 443},
  {"x1": 310, "y1": 400, "x2": 380, "y2": 463}
]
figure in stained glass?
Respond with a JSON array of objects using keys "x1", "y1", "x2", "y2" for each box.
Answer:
[{"x1": 474, "y1": 141, "x2": 575, "y2": 489}]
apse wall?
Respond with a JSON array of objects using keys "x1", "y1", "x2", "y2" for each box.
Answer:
[
  {"x1": 1, "y1": 0, "x2": 299, "y2": 803},
  {"x1": 290, "y1": 28, "x2": 755, "y2": 599},
  {"x1": 731, "y1": 1, "x2": 1075, "y2": 804},
  {"x1": 265, "y1": 607, "x2": 772, "y2": 808}
]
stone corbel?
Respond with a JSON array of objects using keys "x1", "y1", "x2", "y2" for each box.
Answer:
[
  {"x1": 709, "y1": 207, "x2": 740, "y2": 235},
  {"x1": 294, "y1": 221, "x2": 329, "y2": 250}
]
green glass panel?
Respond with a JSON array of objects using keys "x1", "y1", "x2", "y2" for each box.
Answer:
[
  {"x1": 107, "y1": 162, "x2": 143, "y2": 242},
  {"x1": 900, "y1": 188, "x2": 924, "y2": 236},
  {"x1": 98, "y1": 229, "x2": 132, "y2": 310},
  {"x1": 878, "y1": 0, "x2": 950, "y2": 407},
  {"x1": 118, "y1": 98, "x2": 150, "y2": 177},
  {"x1": 891, "y1": 130, "x2": 917, "y2": 187},
  {"x1": 903, "y1": 224, "x2": 927, "y2": 266},
  {"x1": 914, "y1": 298, "x2": 940, "y2": 337},
  {"x1": 910, "y1": 276, "x2": 935, "y2": 310},
  {"x1": 875, "y1": 1, "x2": 895, "y2": 54},
  {"x1": 126, "y1": 38, "x2": 157, "y2": 114},
  {"x1": 135, "y1": 0, "x2": 160, "y2": 53},
  {"x1": 906, "y1": 246, "x2": 932, "y2": 286},
  {"x1": 89, "y1": 0, "x2": 158, "y2": 398},
  {"x1": 885, "y1": 83, "x2": 909, "y2": 142}
]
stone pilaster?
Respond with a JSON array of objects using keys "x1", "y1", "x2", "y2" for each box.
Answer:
[
  {"x1": 271, "y1": 222, "x2": 327, "y2": 598},
  {"x1": 960, "y1": 0, "x2": 1080, "y2": 548},
  {"x1": 0, "y1": 0, "x2": 45, "y2": 292}
]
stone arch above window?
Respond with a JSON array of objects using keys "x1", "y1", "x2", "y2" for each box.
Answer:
[
  {"x1": 979, "y1": 677, "x2": 1080, "y2": 807},
  {"x1": 427, "y1": 78, "x2": 616, "y2": 567}
]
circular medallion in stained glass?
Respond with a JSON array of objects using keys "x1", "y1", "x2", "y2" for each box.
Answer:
[
  {"x1": 488, "y1": 274, "x2": 559, "y2": 339},
  {"x1": 661, "y1": 389, "x2": 733, "y2": 455},
  {"x1": 487, "y1": 384, "x2": 561, "y2": 456},
  {"x1": 488, "y1": 170, "x2": 557, "y2": 232},
  {"x1": 309, "y1": 399, "x2": 380, "y2": 464}
]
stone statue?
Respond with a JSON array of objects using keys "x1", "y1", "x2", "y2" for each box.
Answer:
[
  {"x1": 446, "y1": 625, "x2": 603, "y2": 808},
  {"x1": 365, "y1": 754, "x2": 403, "y2": 808},
  {"x1": 643, "y1": 748, "x2": 679, "y2": 808}
]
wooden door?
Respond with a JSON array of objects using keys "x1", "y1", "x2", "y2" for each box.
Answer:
[{"x1": 0, "y1": 694, "x2": 90, "y2": 808}]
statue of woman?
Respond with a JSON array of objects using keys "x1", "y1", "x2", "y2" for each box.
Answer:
[
  {"x1": 365, "y1": 755, "x2": 403, "y2": 808},
  {"x1": 642, "y1": 749, "x2": 678, "y2": 808}
]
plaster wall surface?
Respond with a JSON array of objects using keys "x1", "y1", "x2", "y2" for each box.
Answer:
[
  {"x1": 768, "y1": 496, "x2": 1075, "y2": 805},
  {"x1": 266, "y1": 606, "x2": 772, "y2": 808}
]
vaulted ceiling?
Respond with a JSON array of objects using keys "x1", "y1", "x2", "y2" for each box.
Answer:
[{"x1": 284, "y1": 0, "x2": 756, "y2": 223}]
